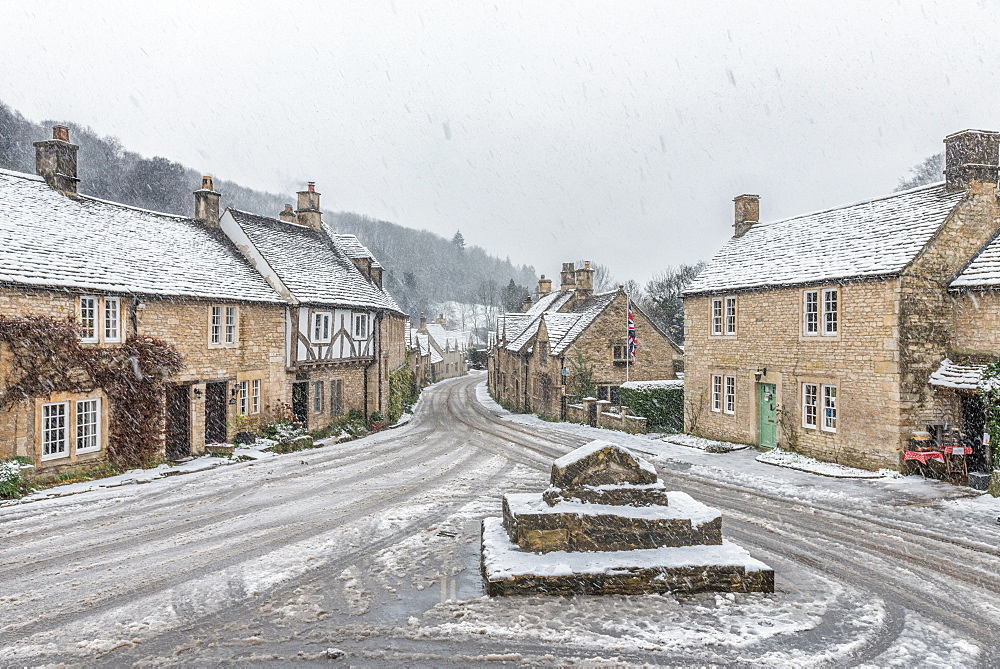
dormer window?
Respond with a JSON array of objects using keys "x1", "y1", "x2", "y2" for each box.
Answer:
[{"x1": 312, "y1": 312, "x2": 332, "y2": 343}]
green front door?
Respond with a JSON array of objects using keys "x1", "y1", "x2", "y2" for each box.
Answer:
[{"x1": 757, "y1": 383, "x2": 777, "y2": 449}]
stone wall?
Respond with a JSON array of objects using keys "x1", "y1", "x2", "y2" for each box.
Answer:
[
  {"x1": 684, "y1": 279, "x2": 904, "y2": 469},
  {"x1": 289, "y1": 363, "x2": 370, "y2": 431},
  {"x1": 899, "y1": 182, "x2": 1000, "y2": 440}
]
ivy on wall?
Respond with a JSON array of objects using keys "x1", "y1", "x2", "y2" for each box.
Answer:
[
  {"x1": 387, "y1": 357, "x2": 419, "y2": 425},
  {"x1": 977, "y1": 359, "x2": 1000, "y2": 473},
  {"x1": 619, "y1": 384, "x2": 684, "y2": 433},
  {"x1": 0, "y1": 315, "x2": 182, "y2": 468}
]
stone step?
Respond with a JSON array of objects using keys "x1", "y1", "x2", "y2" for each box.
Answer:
[
  {"x1": 481, "y1": 518, "x2": 774, "y2": 596},
  {"x1": 503, "y1": 490, "x2": 723, "y2": 553}
]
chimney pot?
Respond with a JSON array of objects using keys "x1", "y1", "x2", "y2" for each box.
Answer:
[
  {"x1": 34, "y1": 125, "x2": 79, "y2": 193},
  {"x1": 193, "y1": 175, "x2": 221, "y2": 227},
  {"x1": 296, "y1": 183, "x2": 323, "y2": 230},
  {"x1": 733, "y1": 194, "x2": 760, "y2": 238},
  {"x1": 944, "y1": 129, "x2": 1000, "y2": 192}
]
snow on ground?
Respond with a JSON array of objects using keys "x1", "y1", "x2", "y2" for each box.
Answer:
[
  {"x1": 757, "y1": 447, "x2": 898, "y2": 479},
  {"x1": 659, "y1": 432, "x2": 750, "y2": 452}
]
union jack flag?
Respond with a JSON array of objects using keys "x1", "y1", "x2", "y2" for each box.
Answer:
[{"x1": 627, "y1": 304, "x2": 637, "y2": 363}]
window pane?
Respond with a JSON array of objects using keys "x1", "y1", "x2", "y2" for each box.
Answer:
[
  {"x1": 251, "y1": 380, "x2": 261, "y2": 414},
  {"x1": 712, "y1": 299, "x2": 722, "y2": 335},
  {"x1": 724, "y1": 376, "x2": 736, "y2": 413},
  {"x1": 313, "y1": 381, "x2": 323, "y2": 413},
  {"x1": 76, "y1": 398, "x2": 100, "y2": 452},
  {"x1": 823, "y1": 385, "x2": 837, "y2": 430},
  {"x1": 824, "y1": 289, "x2": 838, "y2": 334},
  {"x1": 802, "y1": 383, "x2": 817, "y2": 427},
  {"x1": 725, "y1": 297, "x2": 737, "y2": 335},
  {"x1": 225, "y1": 306, "x2": 237, "y2": 344},
  {"x1": 42, "y1": 402, "x2": 68, "y2": 457},
  {"x1": 80, "y1": 297, "x2": 97, "y2": 341},
  {"x1": 238, "y1": 380, "x2": 248, "y2": 416},
  {"x1": 211, "y1": 306, "x2": 222, "y2": 344},
  {"x1": 712, "y1": 375, "x2": 722, "y2": 411},
  {"x1": 804, "y1": 291, "x2": 818, "y2": 334},
  {"x1": 104, "y1": 298, "x2": 120, "y2": 341}
]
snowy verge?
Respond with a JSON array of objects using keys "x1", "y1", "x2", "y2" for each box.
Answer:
[
  {"x1": 2, "y1": 455, "x2": 244, "y2": 506},
  {"x1": 660, "y1": 433, "x2": 750, "y2": 453},
  {"x1": 756, "y1": 448, "x2": 897, "y2": 479}
]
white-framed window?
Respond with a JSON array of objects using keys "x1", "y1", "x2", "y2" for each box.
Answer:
[
  {"x1": 42, "y1": 401, "x2": 68, "y2": 460},
  {"x1": 313, "y1": 380, "x2": 324, "y2": 413},
  {"x1": 104, "y1": 297, "x2": 121, "y2": 343},
  {"x1": 312, "y1": 312, "x2": 332, "y2": 343},
  {"x1": 76, "y1": 398, "x2": 101, "y2": 453},
  {"x1": 225, "y1": 306, "x2": 238, "y2": 344},
  {"x1": 711, "y1": 298, "x2": 723, "y2": 335},
  {"x1": 238, "y1": 380, "x2": 249, "y2": 416},
  {"x1": 724, "y1": 297, "x2": 737, "y2": 335},
  {"x1": 822, "y1": 289, "x2": 838, "y2": 335},
  {"x1": 250, "y1": 379, "x2": 261, "y2": 414},
  {"x1": 724, "y1": 375, "x2": 736, "y2": 414},
  {"x1": 210, "y1": 306, "x2": 223, "y2": 344},
  {"x1": 711, "y1": 374, "x2": 723, "y2": 412},
  {"x1": 803, "y1": 291, "x2": 819, "y2": 336},
  {"x1": 802, "y1": 382, "x2": 818, "y2": 428},
  {"x1": 80, "y1": 296, "x2": 98, "y2": 342},
  {"x1": 822, "y1": 384, "x2": 838, "y2": 432},
  {"x1": 353, "y1": 313, "x2": 368, "y2": 339}
]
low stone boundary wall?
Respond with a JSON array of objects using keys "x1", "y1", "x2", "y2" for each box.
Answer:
[{"x1": 565, "y1": 398, "x2": 647, "y2": 434}]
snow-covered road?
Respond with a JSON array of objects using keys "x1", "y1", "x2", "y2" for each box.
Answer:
[{"x1": 2, "y1": 373, "x2": 997, "y2": 666}]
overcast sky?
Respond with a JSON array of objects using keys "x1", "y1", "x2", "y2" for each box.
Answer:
[{"x1": 3, "y1": 0, "x2": 999, "y2": 284}]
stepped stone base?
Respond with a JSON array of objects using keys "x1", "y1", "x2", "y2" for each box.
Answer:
[
  {"x1": 481, "y1": 518, "x2": 774, "y2": 596},
  {"x1": 504, "y1": 491, "x2": 722, "y2": 553}
]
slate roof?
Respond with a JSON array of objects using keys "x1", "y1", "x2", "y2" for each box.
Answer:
[
  {"x1": 928, "y1": 358, "x2": 986, "y2": 390},
  {"x1": 331, "y1": 232, "x2": 383, "y2": 269},
  {"x1": 424, "y1": 323, "x2": 474, "y2": 352},
  {"x1": 0, "y1": 168, "x2": 282, "y2": 302},
  {"x1": 950, "y1": 230, "x2": 1000, "y2": 288},
  {"x1": 685, "y1": 183, "x2": 964, "y2": 295},
  {"x1": 525, "y1": 290, "x2": 573, "y2": 314},
  {"x1": 504, "y1": 290, "x2": 618, "y2": 355},
  {"x1": 229, "y1": 209, "x2": 402, "y2": 313}
]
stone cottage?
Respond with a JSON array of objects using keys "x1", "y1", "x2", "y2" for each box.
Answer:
[
  {"x1": 0, "y1": 126, "x2": 288, "y2": 469},
  {"x1": 216, "y1": 184, "x2": 408, "y2": 430},
  {"x1": 683, "y1": 129, "x2": 1000, "y2": 472},
  {"x1": 418, "y1": 314, "x2": 473, "y2": 382},
  {"x1": 490, "y1": 262, "x2": 683, "y2": 418}
]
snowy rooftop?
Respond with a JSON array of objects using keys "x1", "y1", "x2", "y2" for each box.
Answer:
[
  {"x1": 505, "y1": 291, "x2": 618, "y2": 355},
  {"x1": 621, "y1": 379, "x2": 685, "y2": 391},
  {"x1": 229, "y1": 209, "x2": 402, "y2": 313},
  {"x1": 525, "y1": 290, "x2": 574, "y2": 314},
  {"x1": 928, "y1": 358, "x2": 987, "y2": 390},
  {"x1": 330, "y1": 231, "x2": 383, "y2": 269},
  {"x1": 0, "y1": 169, "x2": 284, "y2": 302},
  {"x1": 685, "y1": 183, "x2": 964, "y2": 295},
  {"x1": 424, "y1": 322, "x2": 473, "y2": 352},
  {"x1": 950, "y1": 230, "x2": 1000, "y2": 288}
]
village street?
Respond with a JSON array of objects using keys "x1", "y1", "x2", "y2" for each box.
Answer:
[{"x1": 2, "y1": 373, "x2": 999, "y2": 666}]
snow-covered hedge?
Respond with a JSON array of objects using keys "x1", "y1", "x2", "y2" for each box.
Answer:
[{"x1": 620, "y1": 380, "x2": 683, "y2": 433}]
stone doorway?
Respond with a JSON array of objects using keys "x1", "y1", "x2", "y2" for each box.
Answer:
[
  {"x1": 165, "y1": 384, "x2": 191, "y2": 460},
  {"x1": 205, "y1": 382, "x2": 228, "y2": 444}
]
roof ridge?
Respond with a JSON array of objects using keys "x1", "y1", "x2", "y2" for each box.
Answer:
[
  {"x1": 759, "y1": 181, "x2": 948, "y2": 228},
  {"x1": 77, "y1": 193, "x2": 191, "y2": 219},
  {"x1": 0, "y1": 167, "x2": 44, "y2": 182}
]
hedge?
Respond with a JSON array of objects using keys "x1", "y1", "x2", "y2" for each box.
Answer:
[{"x1": 620, "y1": 380, "x2": 684, "y2": 433}]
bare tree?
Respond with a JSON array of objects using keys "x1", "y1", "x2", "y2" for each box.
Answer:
[{"x1": 896, "y1": 153, "x2": 944, "y2": 191}]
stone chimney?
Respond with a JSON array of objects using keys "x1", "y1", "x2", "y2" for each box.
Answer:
[
  {"x1": 521, "y1": 295, "x2": 532, "y2": 312},
  {"x1": 279, "y1": 203, "x2": 297, "y2": 224},
  {"x1": 435, "y1": 313, "x2": 447, "y2": 326},
  {"x1": 944, "y1": 130, "x2": 1000, "y2": 192},
  {"x1": 574, "y1": 261, "x2": 595, "y2": 297},
  {"x1": 560, "y1": 262, "x2": 577, "y2": 291},
  {"x1": 733, "y1": 194, "x2": 759, "y2": 238},
  {"x1": 34, "y1": 125, "x2": 79, "y2": 193},
  {"x1": 296, "y1": 182, "x2": 323, "y2": 230},
  {"x1": 193, "y1": 176, "x2": 221, "y2": 227},
  {"x1": 537, "y1": 274, "x2": 552, "y2": 297},
  {"x1": 419, "y1": 313, "x2": 427, "y2": 331}
]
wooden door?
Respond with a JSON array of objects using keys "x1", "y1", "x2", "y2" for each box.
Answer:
[
  {"x1": 165, "y1": 385, "x2": 191, "y2": 460},
  {"x1": 292, "y1": 382, "x2": 308, "y2": 427},
  {"x1": 205, "y1": 382, "x2": 228, "y2": 444},
  {"x1": 757, "y1": 383, "x2": 777, "y2": 449}
]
